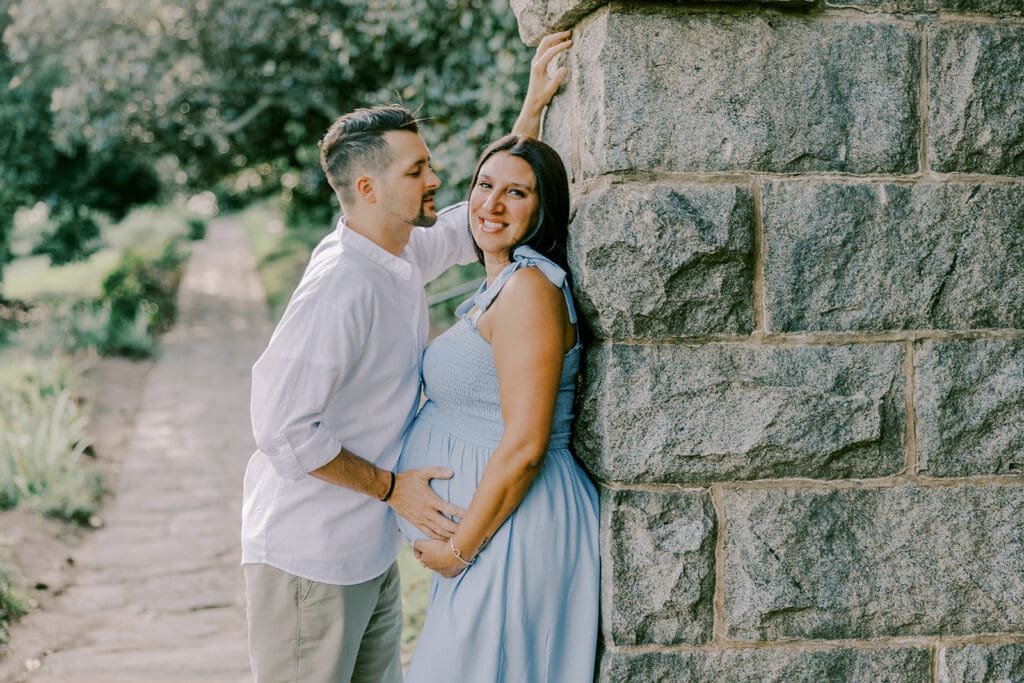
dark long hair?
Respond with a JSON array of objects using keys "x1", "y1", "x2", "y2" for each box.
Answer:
[{"x1": 468, "y1": 134, "x2": 570, "y2": 272}]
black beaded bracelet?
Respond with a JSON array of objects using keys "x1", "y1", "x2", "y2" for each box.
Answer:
[{"x1": 380, "y1": 470, "x2": 396, "y2": 502}]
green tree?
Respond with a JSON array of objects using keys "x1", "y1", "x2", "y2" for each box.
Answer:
[{"x1": 0, "y1": 0, "x2": 531, "y2": 275}]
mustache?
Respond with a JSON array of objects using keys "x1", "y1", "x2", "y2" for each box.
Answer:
[{"x1": 422, "y1": 192, "x2": 435, "y2": 202}]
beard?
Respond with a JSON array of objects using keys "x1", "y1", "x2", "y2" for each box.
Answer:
[
  {"x1": 409, "y1": 193, "x2": 438, "y2": 227},
  {"x1": 410, "y1": 210, "x2": 437, "y2": 227}
]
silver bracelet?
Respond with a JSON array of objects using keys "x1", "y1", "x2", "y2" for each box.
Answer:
[{"x1": 449, "y1": 537, "x2": 475, "y2": 567}]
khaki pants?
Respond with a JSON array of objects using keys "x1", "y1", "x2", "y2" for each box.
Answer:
[{"x1": 244, "y1": 562, "x2": 402, "y2": 683}]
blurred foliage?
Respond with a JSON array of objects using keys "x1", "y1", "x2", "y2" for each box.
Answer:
[
  {"x1": 0, "y1": 0, "x2": 531, "y2": 279},
  {"x1": 0, "y1": 1, "x2": 162, "y2": 276},
  {"x1": 186, "y1": 217, "x2": 207, "y2": 241},
  {"x1": 6, "y1": 236, "x2": 188, "y2": 359},
  {"x1": 101, "y1": 239, "x2": 186, "y2": 334},
  {"x1": 0, "y1": 556, "x2": 26, "y2": 647},
  {"x1": 30, "y1": 211, "x2": 102, "y2": 266},
  {"x1": 0, "y1": 356, "x2": 103, "y2": 525}
]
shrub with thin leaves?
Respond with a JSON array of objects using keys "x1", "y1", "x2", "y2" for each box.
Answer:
[
  {"x1": 0, "y1": 560, "x2": 26, "y2": 647},
  {"x1": 0, "y1": 358, "x2": 102, "y2": 524}
]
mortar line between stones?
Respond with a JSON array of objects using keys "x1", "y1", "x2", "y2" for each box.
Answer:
[
  {"x1": 596, "y1": 473, "x2": 1024, "y2": 493},
  {"x1": 710, "y1": 484, "x2": 728, "y2": 644},
  {"x1": 932, "y1": 13, "x2": 1024, "y2": 27},
  {"x1": 598, "y1": 327, "x2": 1024, "y2": 347},
  {"x1": 613, "y1": 3, "x2": 926, "y2": 26},
  {"x1": 575, "y1": 170, "x2": 1024, "y2": 192},
  {"x1": 919, "y1": 19, "x2": 931, "y2": 174},
  {"x1": 751, "y1": 177, "x2": 767, "y2": 335},
  {"x1": 603, "y1": 631, "x2": 1024, "y2": 655},
  {"x1": 905, "y1": 339, "x2": 920, "y2": 475},
  {"x1": 932, "y1": 642, "x2": 942, "y2": 683}
]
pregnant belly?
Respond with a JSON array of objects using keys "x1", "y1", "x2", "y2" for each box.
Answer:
[{"x1": 395, "y1": 417, "x2": 490, "y2": 543}]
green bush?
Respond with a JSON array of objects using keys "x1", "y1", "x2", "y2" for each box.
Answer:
[
  {"x1": 100, "y1": 238, "x2": 187, "y2": 337},
  {"x1": 0, "y1": 299, "x2": 31, "y2": 350},
  {"x1": 186, "y1": 217, "x2": 207, "y2": 241},
  {"x1": 8, "y1": 236, "x2": 186, "y2": 359},
  {"x1": 0, "y1": 357, "x2": 102, "y2": 525},
  {"x1": 31, "y1": 213, "x2": 102, "y2": 266}
]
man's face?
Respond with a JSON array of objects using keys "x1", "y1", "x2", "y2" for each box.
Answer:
[{"x1": 373, "y1": 130, "x2": 442, "y2": 227}]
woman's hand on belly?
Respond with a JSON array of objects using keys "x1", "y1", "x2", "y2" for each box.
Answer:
[{"x1": 413, "y1": 538, "x2": 469, "y2": 578}]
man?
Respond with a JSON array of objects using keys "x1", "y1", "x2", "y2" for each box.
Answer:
[{"x1": 241, "y1": 31, "x2": 572, "y2": 683}]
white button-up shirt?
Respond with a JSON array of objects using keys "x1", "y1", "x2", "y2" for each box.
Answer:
[{"x1": 242, "y1": 203, "x2": 476, "y2": 585}]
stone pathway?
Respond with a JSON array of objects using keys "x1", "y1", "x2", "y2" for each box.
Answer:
[{"x1": 24, "y1": 216, "x2": 271, "y2": 682}]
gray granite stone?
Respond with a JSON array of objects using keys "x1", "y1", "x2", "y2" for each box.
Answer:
[
  {"x1": 916, "y1": 338, "x2": 1024, "y2": 477},
  {"x1": 929, "y1": 23, "x2": 1024, "y2": 176},
  {"x1": 762, "y1": 181, "x2": 1024, "y2": 332},
  {"x1": 603, "y1": 489, "x2": 716, "y2": 646},
  {"x1": 724, "y1": 485, "x2": 1024, "y2": 640},
  {"x1": 577, "y1": 343, "x2": 905, "y2": 484},
  {"x1": 940, "y1": 643, "x2": 1024, "y2": 682},
  {"x1": 568, "y1": 182, "x2": 754, "y2": 339},
  {"x1": 601, "y1": 646, "x2": 932, "y2": 683},
  {"x1": 551, "y1": 10, "x2": 918, "y2": 177},
  {"x1": 512, "y1": 0, "x2": 815, "y2": 45},
  {"x1": 511, "y1": 0, "x2": 605, "y2": 46}
]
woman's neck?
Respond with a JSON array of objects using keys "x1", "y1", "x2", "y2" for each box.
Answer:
[{"x1": 484, "y1": 251, "x2": 512, "y2": 286}]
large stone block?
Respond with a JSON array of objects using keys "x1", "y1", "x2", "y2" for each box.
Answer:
[
  {"x1": 577, "y1": 343, "x2": 905, "y2": 484},
  {"x1": 724, "y1": 484, "x2": 1024, "y2": 640},
  {"x1": 915, "y1": 338, "x2": 1024, "y2": 477},
  {"x1": 602, "y1": 489, "x2": 716, "y2": 646},
  {"x1": 929, "y1": 23, "x2": 1024, "y2": 176},
  {"x1": 939, "y1": 643, "x2": 1024, "y2": 682},
  {"x1": 568, "y1": 182, "x2": 755, "y2": 339},
  {"x1": 550, "y1": 10, "x2": 918, "y2": 177},
  {"x1": 511, "y1": 0, "x2": 814, "y2": 45},
  {"x1": 511, "y1": 0, "x2": 605, "y2": 46},
  {"x1": 601, "y1": 646, "x2": 932, "y2": 683},
  {"x1": 762, "y1": 181, "x2": 1024, "y2": 332}
]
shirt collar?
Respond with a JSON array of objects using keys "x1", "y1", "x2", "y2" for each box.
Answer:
[{"x1": 336, "y1": 216, "x2": 413, "y2": 280}]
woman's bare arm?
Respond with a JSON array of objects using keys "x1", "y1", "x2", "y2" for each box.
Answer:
[{"x1": 511, "y1": 31, "x2": 572, "y2": 138}]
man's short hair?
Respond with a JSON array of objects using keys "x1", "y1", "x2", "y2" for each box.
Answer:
[{"x1": 318, "y1": 105, "x2": 420, "y2": 205}]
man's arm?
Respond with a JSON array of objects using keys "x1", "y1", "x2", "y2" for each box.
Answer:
[
  {"x1": 251, "y1": 284, "x2": 465, "y2": 540},
  {"x1": 511, "y1": 31, "x2": 573, "y2": 138},
  {"x1": 310, "y1": 449, "x2": 464, "y2": 540}
]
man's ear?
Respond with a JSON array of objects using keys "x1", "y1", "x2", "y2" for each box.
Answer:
[{"x1": 354, "y1": 175, "x2": 376, "y2": 204}]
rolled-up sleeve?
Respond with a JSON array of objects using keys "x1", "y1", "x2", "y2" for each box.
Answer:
[
  {"x1": 408, "y1": 202, "x2": 477, "y2": 282},
  {"x1": 250, "y1": 290, "x2": 366, "y2": 481}
]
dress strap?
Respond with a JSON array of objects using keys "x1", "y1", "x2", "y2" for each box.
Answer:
[{"x1": 455, "y1": 246, "x2": 578, "y2": 330}]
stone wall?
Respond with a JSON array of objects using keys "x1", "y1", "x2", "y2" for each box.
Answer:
[{"x1": 510, "y1": 0, "x2": 1024, "y2": 679}]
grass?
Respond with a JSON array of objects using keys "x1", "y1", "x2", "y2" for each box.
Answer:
[
  {"x1": 0, "y1": 354, "x2": 102, "y2": 525},
  {"x1": 0, "y1": 353, "x2": 101, "y2": 647},
  {"x1": 0, "y1": 553, "x2": 27, "y2": 648},
  {"x1": 397, "y1": 545, "x2": 433, "y2": 666},
  {"x1": 3, "y1": 203, "x2": 194, "y2": 303},
  {"x1": 238, "y1": 199, "x2": 325, "y2": 321}
]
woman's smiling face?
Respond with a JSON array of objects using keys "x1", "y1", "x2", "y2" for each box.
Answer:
[{"x1": 469, "y1": 151, "x2": 540, "y2": 265}]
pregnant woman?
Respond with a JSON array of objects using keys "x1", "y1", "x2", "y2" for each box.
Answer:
[{"x1": 396, "y1": 133, "x2": 599, "y2": 682}]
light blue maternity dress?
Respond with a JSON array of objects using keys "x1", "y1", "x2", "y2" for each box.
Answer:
[{"x1": 396, "y1": 246, "x2": 599, "y2": 683}]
